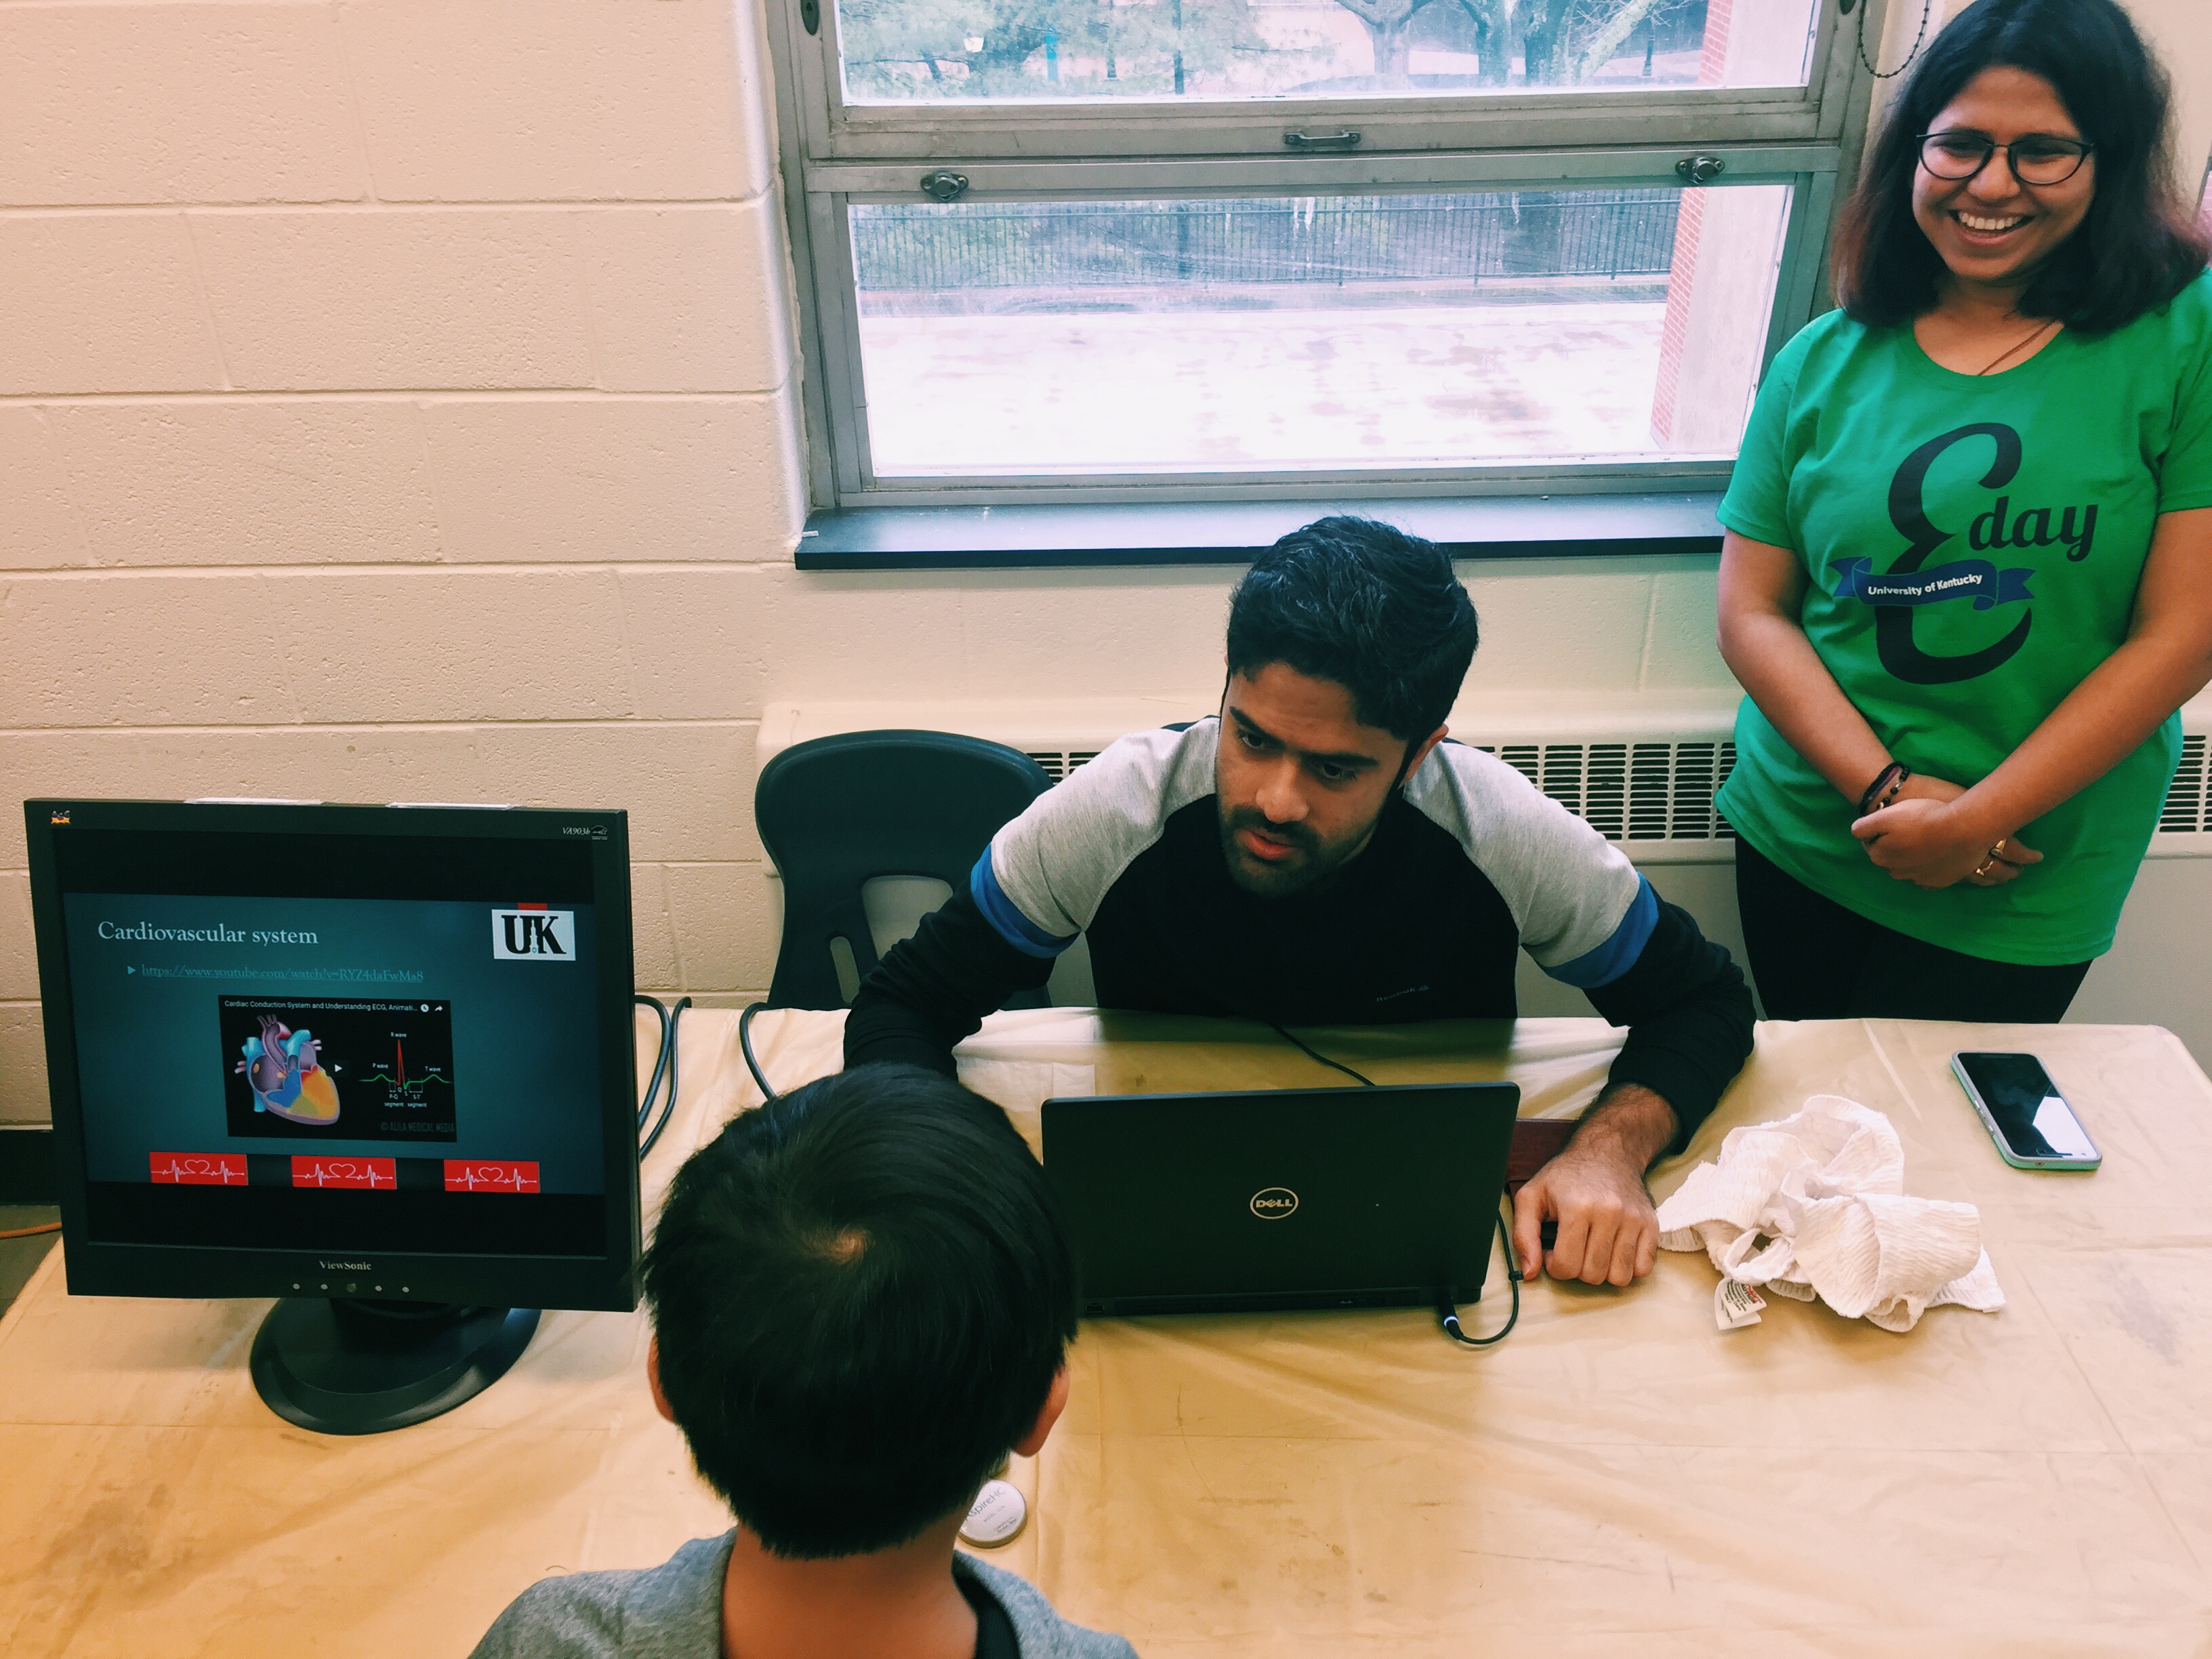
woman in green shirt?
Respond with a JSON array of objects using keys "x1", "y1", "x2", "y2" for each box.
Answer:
[{"x1": 1716, "y1": 0, "x2": 2212, "y2": 1021}]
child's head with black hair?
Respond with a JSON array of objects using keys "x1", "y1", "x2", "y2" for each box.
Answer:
[{"x1": 642, "y1": 1063, "x2": 1078, "y2": 1559}]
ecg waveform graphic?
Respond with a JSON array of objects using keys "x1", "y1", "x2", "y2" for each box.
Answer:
[{"x1": 361, "y1": 1038, "x2": 451, "y2": 1092}]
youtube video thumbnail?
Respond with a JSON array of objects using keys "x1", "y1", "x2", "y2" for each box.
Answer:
[{"x1": 221, "y1": 996, "x2": 458, "y2": 1143}]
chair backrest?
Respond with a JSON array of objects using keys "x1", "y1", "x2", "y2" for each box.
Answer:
[{"x1": 755, "y1": 729, "x2": 1053, "y2": 1010}]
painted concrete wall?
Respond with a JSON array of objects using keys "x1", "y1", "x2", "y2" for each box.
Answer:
[{"x1": 2, "y1": 0, "x2": 2208, "y2": 1124}]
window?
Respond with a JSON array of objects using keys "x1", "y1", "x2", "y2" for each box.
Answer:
[{"x1": 765, "y1": 0, "x2": 1872, "y2": 510}]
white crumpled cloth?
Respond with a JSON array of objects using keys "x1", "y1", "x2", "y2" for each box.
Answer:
[{"x1": 1655, "y1": 1093, "x2": 2005, "y2": 1333}]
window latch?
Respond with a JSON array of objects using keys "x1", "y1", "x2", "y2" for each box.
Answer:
[
  {"x1": 800, "y1": 0, "x2": 820, "y2": 34},
  {"x1": 1675, "y1": 154, "x2": 1727, "y2": 186},
  {"x1": 920, "y1": 169, "x2": 970, "y2": 203},
  {"x1": 1284, "y1": 129, "x2": 1361, "y2": 152}
]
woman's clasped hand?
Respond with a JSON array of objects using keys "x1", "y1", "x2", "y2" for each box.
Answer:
[{"x1": 1849, "y1": 771, "x2": 2043, "y2": 890}]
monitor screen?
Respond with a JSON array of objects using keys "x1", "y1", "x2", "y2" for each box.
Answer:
[{"x1": 27, "y1": 802, "x2": 639, "y2": 1312}]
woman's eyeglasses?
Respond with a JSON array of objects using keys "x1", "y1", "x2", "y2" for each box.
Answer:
[{"x1": 1917, "y1": 129, "x2": 2094, "y2": 187}]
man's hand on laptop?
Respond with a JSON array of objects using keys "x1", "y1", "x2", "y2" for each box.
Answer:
[{"x1": 1510, "y1": 1085, "x2": 1678, "y2": 1288}]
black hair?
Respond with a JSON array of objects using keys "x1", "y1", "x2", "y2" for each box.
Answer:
[
  {"x1": 1833, "y1": 0, "x2": 2208, "y2": 335},
  {"x1": 1225, "y1": 516, "x2": 1479, "y2": 745},
  {"x1": 642, "y1": 1064, "x2": 1078, "y2": 1559}
]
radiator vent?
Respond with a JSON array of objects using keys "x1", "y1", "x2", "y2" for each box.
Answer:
[
  {"x1": 1479, "y1": 741, "x2": 1736, "y2": 842},
  {"x1": 1021, "y1": 733, "x2": 2212, "y2": 844},
  {"x1": 1026, "y1": 750, "x2": 1102, "y2": 783},
  {"x1": 2161, "y1": 733, "x2": 2209, "y2": 832}
]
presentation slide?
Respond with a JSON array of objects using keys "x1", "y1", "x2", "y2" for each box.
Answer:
[{"x1": 62, "y1": 894, "x2": 606, "y2": 1197}]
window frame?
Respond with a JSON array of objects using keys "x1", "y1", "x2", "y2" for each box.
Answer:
[{"x1": 763, "y1": 0, "x2": 1889, "y2": 514}]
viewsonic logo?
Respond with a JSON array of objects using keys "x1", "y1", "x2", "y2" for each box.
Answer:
[
  {"x1": 319, "y1": 1261, "x2": 371, "y2": 1271},
  {"x1": 492, "y1": 907, "x2": 575, "y2": 960},
  {"x1": 1249, "y1": 1187, "x2": 1299, "y2": 1219}
]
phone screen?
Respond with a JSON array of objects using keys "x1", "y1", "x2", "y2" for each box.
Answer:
[{"x1": 1956, "y1": 1052, "x2": 2096, "y2": 1162}]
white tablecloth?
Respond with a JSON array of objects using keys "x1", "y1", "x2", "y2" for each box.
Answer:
[{"x1": 5, "y1": 1010, "x2": 2211, "y2": 1656}]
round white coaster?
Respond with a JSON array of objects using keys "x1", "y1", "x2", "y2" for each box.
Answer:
[{"x1": 958, "y1": 1478, "x2": 1027, "y2": 1548}]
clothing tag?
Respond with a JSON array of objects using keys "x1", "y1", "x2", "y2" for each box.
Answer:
[
  {"x1": 1715, "y1": 1277, "x2": 1767, "y2": 1331},
  {"x1": 958, "y1": 1478, "x2": 1027, "y2": 1548}
]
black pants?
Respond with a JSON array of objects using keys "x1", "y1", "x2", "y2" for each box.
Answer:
[{"x1": 1734, "y1": 836, "x2": 2091, "y2": 1022}]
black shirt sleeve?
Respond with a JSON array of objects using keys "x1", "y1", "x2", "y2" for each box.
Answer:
[
  {"x1": 958, "y1": 1569, "x2": 1023, "y2": 1659},
  {"x1": 842, "y1": 886, "x2": 1056, "y2": 1075},
  {"x1": 1581, "y1": 897, "x2": 1755, "y2": 1155}
]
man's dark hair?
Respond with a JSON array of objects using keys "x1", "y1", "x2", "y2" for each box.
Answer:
[
  {"x1": 1226, "y1": 516, "x2": 1479, "y2": 745},
  {"x1": 1832, "y1": 0, "x2": 2208, "y2": 336},
  {"x1": 642, "y1": 1065, "x2": 1078, "y2": 1559}
]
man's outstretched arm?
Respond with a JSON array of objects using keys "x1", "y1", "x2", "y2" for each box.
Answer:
[
  {"x1": 843, "y1": 881, "x2": 1057, "y2": 1075},
  {"x1": 1511, "y1": 895, "x2": 1755, "y2": 1285}
]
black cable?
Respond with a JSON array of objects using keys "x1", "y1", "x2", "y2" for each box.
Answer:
[
  {"x1": 634, "y1": 994, "x2": 670, "y2": 1133},
  {"x1": 739, "y1": 1000, "x2": 779, "y2": 1105},
  {"x1": 638, "y1": 996, "x2": 690, "y2": 1159},
  {"x1": 1439, "y1": 1200, "x2": 1523, "y2": 1349},
  {"x1": 1254, "y1": 1021, "x2": 1519, "y2": 1345},
  {"x1": 1264, "y1": 1019, "x2": 1376, "y2": 1088}
]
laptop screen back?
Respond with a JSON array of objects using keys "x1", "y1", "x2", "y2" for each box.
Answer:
[{"x1": 1042, "y1": 1082, "x2": 1519, "y2": 1315}]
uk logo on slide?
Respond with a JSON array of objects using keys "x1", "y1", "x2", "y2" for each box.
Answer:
[{"x1": 492, "y1": 905, "x2": 574, "y2": 960}]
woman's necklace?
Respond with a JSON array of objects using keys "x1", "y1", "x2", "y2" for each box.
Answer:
[{"x1": 1976, "y1": 316, "x2": 2060, "y2": 375}]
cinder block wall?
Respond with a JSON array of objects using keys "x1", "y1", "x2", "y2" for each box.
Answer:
[
  {"x1": 5, "y1": 0, "x2": 2208, "y2": 1126},
  {"x1": 0, "y1": 1, "x2": 808, "y2": 1122}
]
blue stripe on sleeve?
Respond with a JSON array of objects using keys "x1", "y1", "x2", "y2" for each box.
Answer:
[
  {"x1": 1542, "y1": 874, "x2": 1659, "y2": 989},
  {"x1": 970, "y1": 851, "x2": 1077, "y2": 960}
]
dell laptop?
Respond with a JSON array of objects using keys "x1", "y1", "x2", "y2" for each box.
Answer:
[{"x1": 1042, "y1": 1082, "x2": 1520, "y2": 1317}]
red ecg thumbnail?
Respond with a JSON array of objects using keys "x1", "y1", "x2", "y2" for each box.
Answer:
[
  {"x1": 443, "y1": 1160, "x2": 541, "y2": 1194},
  {"x1": 150, "y1": 1152, "x2": 247, "y2": 1185},
  {"x1": 291, "y1": 1157, "x2": 396, "y2": 1190}
]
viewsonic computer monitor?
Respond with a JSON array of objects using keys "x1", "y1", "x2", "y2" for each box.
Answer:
[{"x1": 24, "y1": 799, "x2": 641, "y2": 1435}]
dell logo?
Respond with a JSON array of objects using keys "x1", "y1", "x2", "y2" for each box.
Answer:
[
  {"x1": 492, "y1": 907, "x2": 575, "y2": 960},
  {"x1": 1249, "y1": 1187, "x2": 1299, "y2": 1219}
]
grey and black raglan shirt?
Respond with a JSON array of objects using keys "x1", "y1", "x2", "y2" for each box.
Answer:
[{"x1": 846, "y1": 720, "x2": 1754, "y2": 1142}]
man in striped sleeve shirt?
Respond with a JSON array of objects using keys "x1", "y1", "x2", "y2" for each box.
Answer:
[{"x1": 845, "y1": 516, "x2": 1755, "y2": 1288}]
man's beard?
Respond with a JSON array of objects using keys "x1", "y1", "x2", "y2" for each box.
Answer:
[{"x1": 1218, "y1": 803, "x2": 1370, "y2": 897}]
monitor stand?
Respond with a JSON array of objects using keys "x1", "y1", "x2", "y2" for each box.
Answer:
[{"x1": 249, "y1": 1298, "x2": 540, "y2": 1435}]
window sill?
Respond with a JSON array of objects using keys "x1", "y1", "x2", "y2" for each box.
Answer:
[{"x1": 796, "y1": 491, "x2": 1724, "y2": 571}]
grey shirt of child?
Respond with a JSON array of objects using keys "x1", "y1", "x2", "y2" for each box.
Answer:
[{"x1": 468, "y1": 1532, "x2": 1139, "y2": 1659}]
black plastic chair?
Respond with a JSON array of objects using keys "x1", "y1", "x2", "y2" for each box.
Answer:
[{"x1": 756, "y1": 730, "x2": 1054, "y2": 1009}]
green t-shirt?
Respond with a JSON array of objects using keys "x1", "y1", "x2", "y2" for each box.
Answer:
[{"x1": 1716, "y1": 271, "x2": 2212, "y2": 965}]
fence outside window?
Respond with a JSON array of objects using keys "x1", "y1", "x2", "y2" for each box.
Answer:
[{"x1": 853, "y1": 191, "x2": 1681, "y2": 294}]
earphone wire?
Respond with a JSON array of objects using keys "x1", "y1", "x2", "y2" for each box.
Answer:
[{"x1": 1265, "y1": 1019, "x2": 1376, "y2": 1088}]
